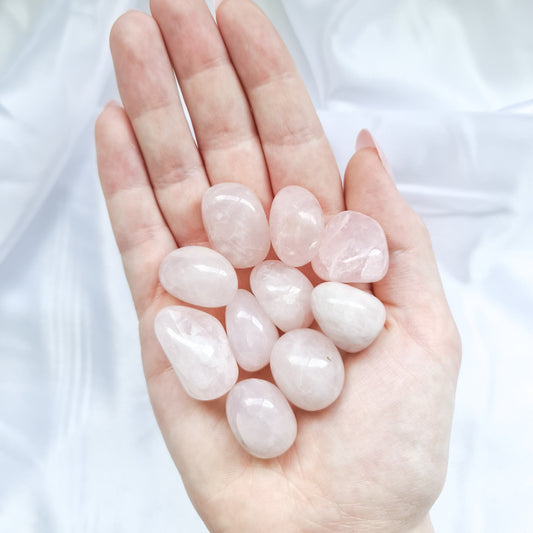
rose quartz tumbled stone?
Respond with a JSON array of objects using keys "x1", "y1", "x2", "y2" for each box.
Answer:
[
  {"x1": 269, "y1": 185, "x2": 324, "y2": 267},
  {"x1": 201, "y1": 182, "x2": 270, "y2": 268},
  {"x1": 226, "y1": 379, "x2": 297, "y2": 459},
  {"x1": 159, "y1": 246, "x2": 237, "y2": 308},
  {"x1": 250, "y1": 260, "x2": 314, "y2": 332},
  {"x1": 311, "y1": 282, "x2": 386, "y2": 353},
  {"x1": 270, "y1": 329, "x2": 345, "y2": 411},
  {"x1": 311, "y1": 211, "x2": 389, "y2": 283},
  {"x1": 154, "y1": 306, "x2": 238, "y2": 401},
  {"x1": 225, "y1": 289, "x2": 279, "y2": 372}
]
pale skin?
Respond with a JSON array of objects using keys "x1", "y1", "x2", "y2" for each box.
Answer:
[{"x1": 94, "y1": 0, "x2": 461, "y2": 531}]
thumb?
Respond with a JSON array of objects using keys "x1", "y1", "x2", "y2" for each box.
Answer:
[{"x1": 344, "y1": 130, "x2": 459, "y2": 360}]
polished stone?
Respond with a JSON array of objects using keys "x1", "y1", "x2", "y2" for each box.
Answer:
[
  {"x1": 311, "y1": 211, "x2": 389, "y2": 283},
  {"x1": 159, "y1": 246, "x2": 237, "y2": 308},
  {"x1": 226, "y1": 378, "x2": 297, "y2": 459},
  {"x1": 202, "y1": 182, "x2": 270, "y2": 268},
  {"x1": 270, "y1": 329, "x2": 345, "y2": 411},
  {"x1": 250, "y1": 260, "x2": 314, "y2": 332},
  {"x1": 225, "y1": 289, "x2": 279, "y2": 372},
  {"x1": 311, "y1": 282, "x2": 386, "y2": 352},
  {"x1": 154, "y1": 306, "x2": 238, "y2": 401},
  {"x1": 269, "y1": 185, "x2": 324, "y2": 267}
]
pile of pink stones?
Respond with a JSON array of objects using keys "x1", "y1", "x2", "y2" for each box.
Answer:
[{"x1": 154, "y1": 183, "x2": 389, "y2": 459}]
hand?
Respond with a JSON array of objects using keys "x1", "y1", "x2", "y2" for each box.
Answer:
[{"x1": 95, "y1": 1, "x2": 461, "y2": 532}]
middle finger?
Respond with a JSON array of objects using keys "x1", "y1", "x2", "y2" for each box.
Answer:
[{"x1": 150, "y1": 0, "x2": 273, "y2": 209}]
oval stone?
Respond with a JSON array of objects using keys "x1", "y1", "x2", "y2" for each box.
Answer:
[
  {"x1": 154, "y1": 306, "x2": 238, "y2": 401},
  {"x1": 311, "y1": 282, "x2": 386, "y2": 353},
  {"x1": 159, "y1": 246, "x2": 237, "y2": 308},
  {"x1": 225, "y1": 290, "x2": 279, "y2": 372},
  {"x1": 270, "y1": 185, "x2": 324, "y2": 267},
  {"x1": 226, "y1": 379, "x2": 297, "y2": 459},
  {"x1": 250, "y1": 260, "x2": 314, "y2": 332},
  {"x1": 311, "y1": 211, "x2": 389, "y2": 283},
  {"x1": 201, "y1": 182, "x2": 270, "y2": 268},
  {"x1": 270, "y1": 329, "x2": 345, "y2": 411}
]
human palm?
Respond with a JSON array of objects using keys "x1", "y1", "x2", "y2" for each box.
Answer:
[{"x1": 95, "y1": 1, "x2": 461, "y2": 532}]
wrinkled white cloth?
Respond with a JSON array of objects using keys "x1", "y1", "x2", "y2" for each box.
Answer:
[{"x1": 0, "y1": 0, "x2": 532, "y2": 531}]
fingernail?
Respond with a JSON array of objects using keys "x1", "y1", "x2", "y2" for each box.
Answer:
[
  {"x1": 105, "y1": 99, "x2": 122, "y2": 109},
  {"x1": 213, "y1": 0, "x2": 223, "y2": 12},
  {"x1": 355, "y1": 129, "x2": 394, "y2": 179}
]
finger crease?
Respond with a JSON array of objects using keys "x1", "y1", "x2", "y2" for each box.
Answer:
[
  {"x1": 118, "y1": 221, "x2": 169, "y2": 255},
  {"x1": 152, "y1": 164, "x2": 206, "y2": 189},
  {"x1": 129, "y1": 100, "x2": 179, "y2": 122},
  {"x1": 263, "y1": 128, "x2": 325, "y2": 148},
  {"x1": 178, "y1": 56, "x2": 233, "y2": 85},
  {"x1": 200, "y1": 132, "x2": 257, "y2": 152},
  {"x1": 249, "y1": 69, "x2": 297, "y2": 92}
]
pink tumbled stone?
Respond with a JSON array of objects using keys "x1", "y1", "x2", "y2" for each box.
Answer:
[
  {"x1": 201, "y1": 182, "x2": 270, "y2": 268},
  {"x1": 311, "y1": 211, "x2": 389, "y2": 283},
  {"x1": 270, "y1": 329, "x2": 345, "y2": 411},
  {"x1": 311, "y1": 282, "x2": 386, "y2": 353},
  {"x1": 250, "y1": 260, "x2": 314, "y2": 332},
  {"x1": 159, "y1": 246, "x2": 237, "y2": 307},
  {"x1": 225, "y1": 289, "x2": 279, "y2": 372},
  {"x1": 269, "y1": 185, "x2": 324, "y2": 267},
  {"x1": 226, "y1": 379, "x2": 297, "y2": 459},
  {"x1": 154, "y1": 306, "x2": 238, "y2": 401}
]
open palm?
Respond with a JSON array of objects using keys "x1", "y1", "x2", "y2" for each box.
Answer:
[{"x1": 95, "y1": 1, "x2": 461, "y2": 532}]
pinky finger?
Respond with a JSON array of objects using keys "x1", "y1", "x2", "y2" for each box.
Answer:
[{"x1": 95, "y1": 102, "x2": 176, "y2": 318}]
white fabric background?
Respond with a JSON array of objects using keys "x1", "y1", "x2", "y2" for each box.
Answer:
[{"x1": 1, "y1": 0, "x2": 532, "y2": 531}]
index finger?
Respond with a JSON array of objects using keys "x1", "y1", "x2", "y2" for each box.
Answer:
[{"x1": 216, "y1": 0, "x2": 344, "y2": 215}]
